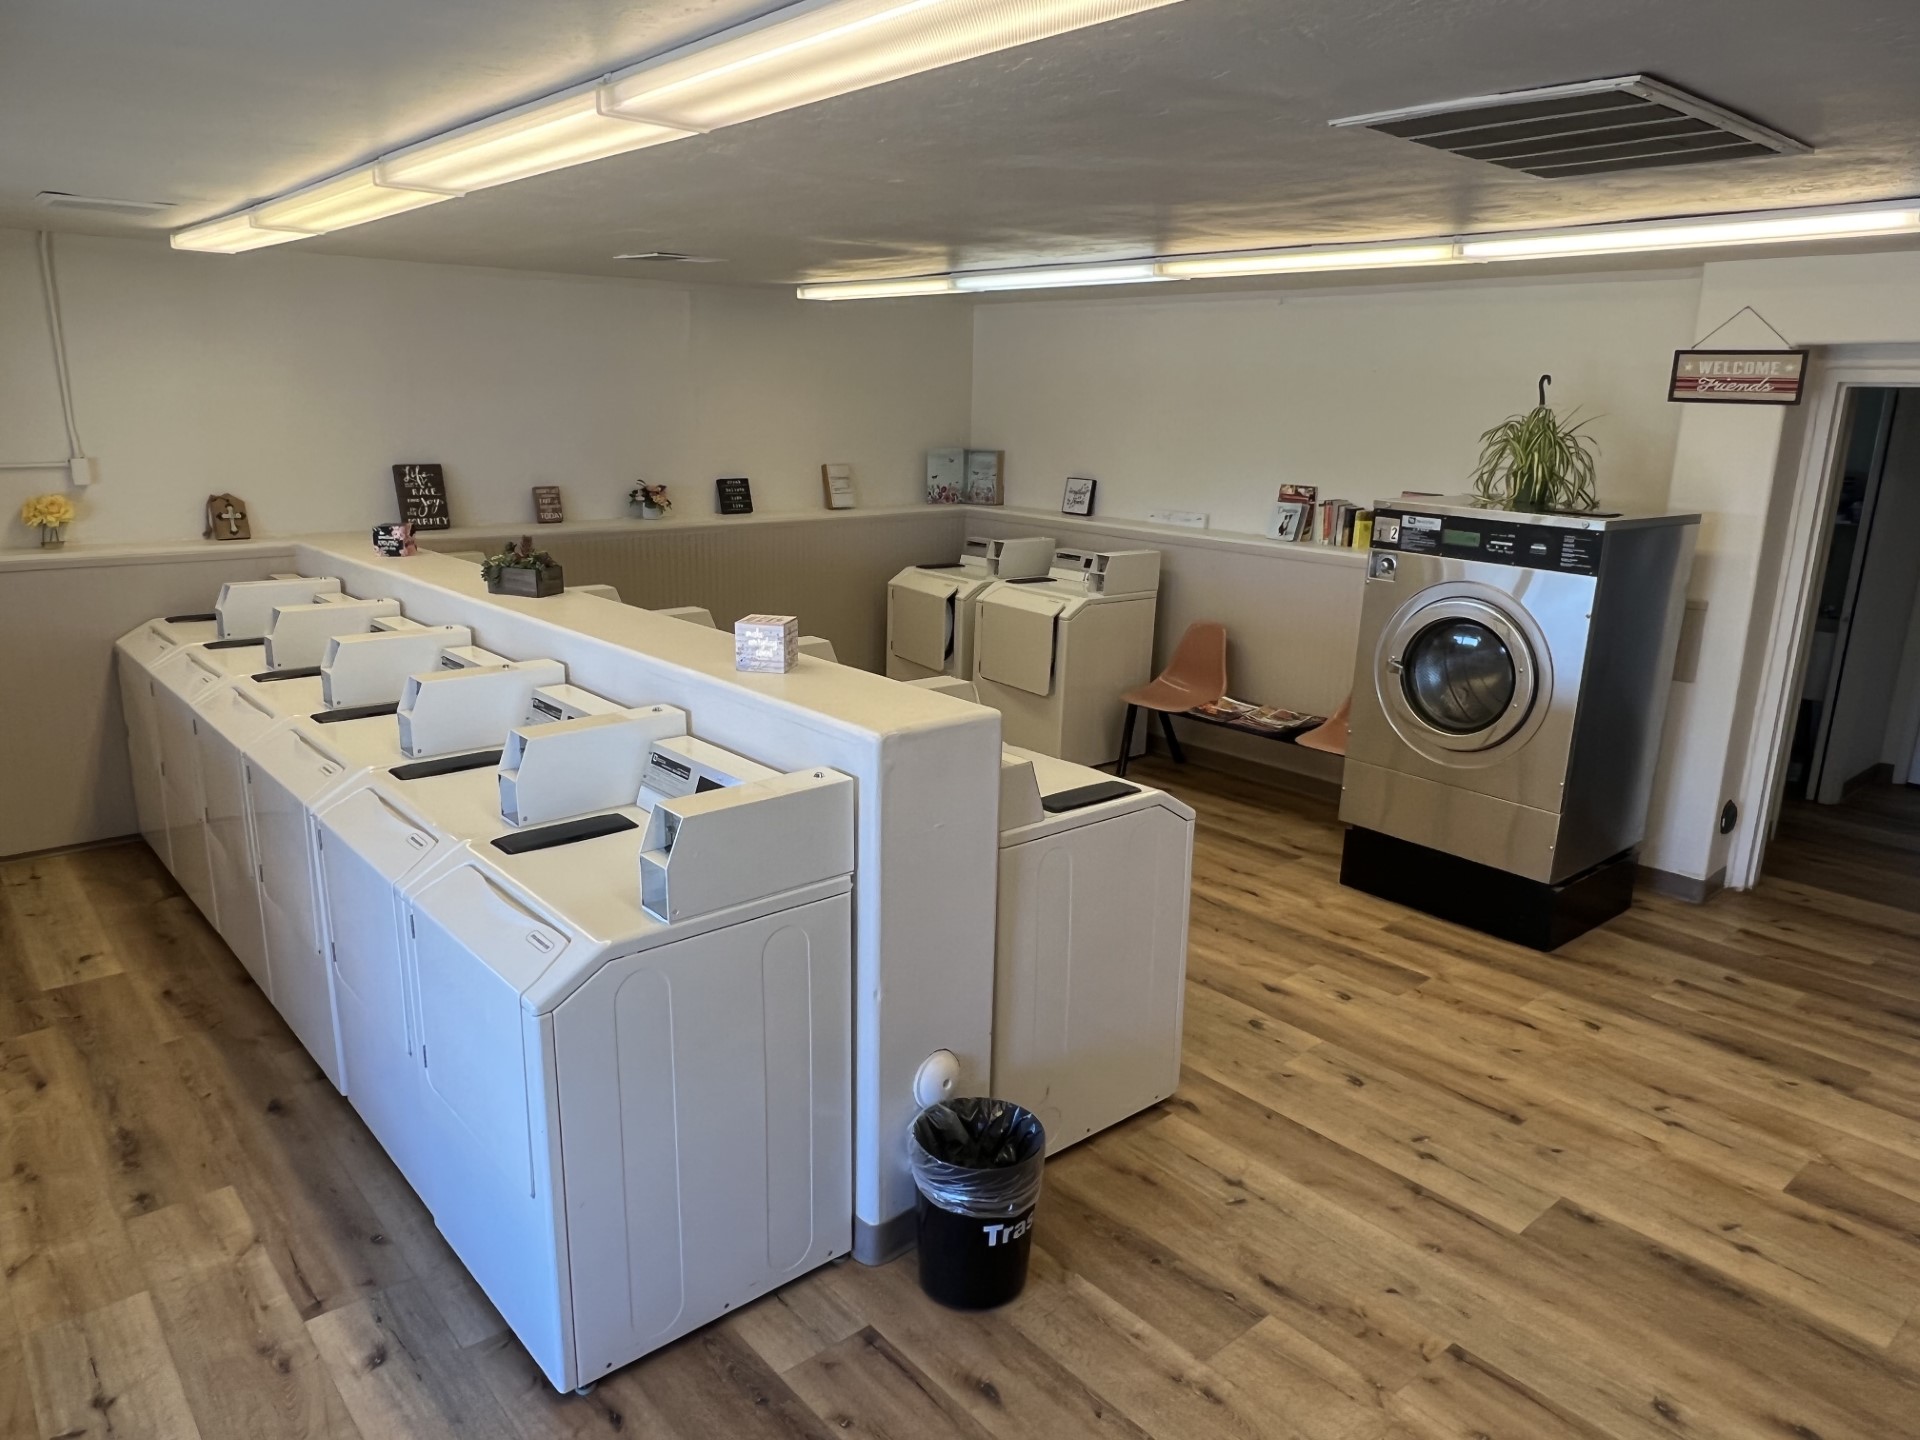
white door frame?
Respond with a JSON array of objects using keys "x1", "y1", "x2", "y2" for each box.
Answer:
[{"x1": 1730, "y1": 346, "x2": 1920, "y2": 889}]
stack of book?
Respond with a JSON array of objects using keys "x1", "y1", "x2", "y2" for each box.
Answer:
[{"x1": 1269, "y1": 485, "x2": 1375, "y2": 548}]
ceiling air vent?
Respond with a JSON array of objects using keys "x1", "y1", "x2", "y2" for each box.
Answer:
[
  {"x1": 1330, "y1": 75, "x2": 1809, "y2": 179},
  {"x1": 34, "y1": 191, "x2": 176, "y2": 215},
  {"x1": 614, "y1": 251, "x2": 724, "y2": 264}
]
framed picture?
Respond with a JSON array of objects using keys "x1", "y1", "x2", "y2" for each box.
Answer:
[
  {"x1": 962, "y1": 449, "x2": 1005, "y2": 506},
  {"x1": 1062, "y1": 476, "x2": 1097, "y2": 516},
  {"x1": 531, "y1": 485, "x2": 564, "y2": 524}
]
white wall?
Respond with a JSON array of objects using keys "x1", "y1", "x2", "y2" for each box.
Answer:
[
  {"x1": 0, "y1": 230, "x2": 972, "y2": 547},
  {"x1": 970, "y1": 272, "x2": 1703, "y2": 530},
  {"x1": 1653, "y1": 252, "x2": 1920, "y2": 884}
]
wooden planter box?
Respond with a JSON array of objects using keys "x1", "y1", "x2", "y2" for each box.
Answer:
[{"x1": 487, "y1": 564, "x2": 565, "y2": 598}]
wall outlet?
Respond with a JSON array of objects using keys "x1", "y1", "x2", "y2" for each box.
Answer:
[{"x1": 1148, "y1": 509, "x2": 1208, "y2": 530}]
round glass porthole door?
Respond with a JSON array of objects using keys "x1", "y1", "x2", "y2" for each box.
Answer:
[
  {"x1": 1401, "y1": 619, "x2": 1515, "y2": 734},
  {"x1": 1378, "y1": 596, "x2": 1537, "y2": 754}
]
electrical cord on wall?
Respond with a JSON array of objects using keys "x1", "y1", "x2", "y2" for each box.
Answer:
[{"x1": 1, "y1": 231, "x2": 92, "y2": 484}]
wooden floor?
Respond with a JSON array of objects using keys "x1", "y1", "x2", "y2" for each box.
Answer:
[
  {"x1": 5, "y1": 760, "x2": 1920, "y2": 1439},
  {"x1": 1769, "y1": 777, "x2": 1920, "y2": 914}
]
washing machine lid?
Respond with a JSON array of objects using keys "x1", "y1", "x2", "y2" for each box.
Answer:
[
  {"x1": 1379, "y1": 595, "x2": 1539, "y2": 754},
  {"x1": 889, "y1": 570, "x2": 958, "y2": 671},
  {"x1": 976, "y1": 587, "x2": 1067, "y2": 696}
]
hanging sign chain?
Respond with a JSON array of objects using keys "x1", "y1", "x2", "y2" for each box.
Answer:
[{"x1": 1690, "y1": 304, "x2": 1795, "y2": 349}]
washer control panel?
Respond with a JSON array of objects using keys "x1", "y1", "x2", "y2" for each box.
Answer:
[{"x1": 1373, "y1": 508, "x2": 1603, "y2": 575}]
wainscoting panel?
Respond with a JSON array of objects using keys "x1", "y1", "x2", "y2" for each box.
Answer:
[
  {"x1": 426, "y1": 508, "x2": 969, "y2": 673},
  {"x1": 0, "y1": 543, "x2": 298, "y2": 855}
]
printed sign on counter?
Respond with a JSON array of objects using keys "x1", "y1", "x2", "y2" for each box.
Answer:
[
  {"x1": 393, "y1": 463, "x2": 452, "y2": 529},
  {"x1": 1669, "y1": 349, "x2": 1808, "y2": 405}
]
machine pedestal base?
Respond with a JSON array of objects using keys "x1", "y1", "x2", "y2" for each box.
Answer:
[{"x1": 1339, "y1": 827, "x2": 1635, "y2": 951}]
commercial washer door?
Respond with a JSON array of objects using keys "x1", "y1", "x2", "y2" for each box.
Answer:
[{"x1": 1380, "y1": 596, "x2": 1537, "y2": 755}]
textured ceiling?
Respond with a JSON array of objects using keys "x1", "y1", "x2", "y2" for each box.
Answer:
[{"x1": 4, "y1": 0, "x2": 1919, "y2": 285}]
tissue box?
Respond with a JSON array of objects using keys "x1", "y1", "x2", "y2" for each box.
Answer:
[{"x1": 735, "y1": 614, "x2": 799, "y2": 673}]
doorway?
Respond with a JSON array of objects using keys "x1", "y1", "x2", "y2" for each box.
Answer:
[{"x1": 1768, "y1": 384, "x2": 1920, "y2": 907}]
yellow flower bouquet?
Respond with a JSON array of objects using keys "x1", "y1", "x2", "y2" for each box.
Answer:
[{"x1": 20, "y1": 493, "x2": 76, "y2": 546}]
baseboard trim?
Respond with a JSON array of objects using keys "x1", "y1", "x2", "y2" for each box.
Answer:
[
  {"x1": 1144, "y1": 733, "x2": 1343, "y2": 805},
  {"x1": 853, "y1": 1208, "x2": 918, "y2": 1265},
  {"x1": 1842, "y1": 762, "x2": 1895, "y2": 799},
  {"x1": 1637, "y1": 863, "x2": 1726, "y2": 904}
]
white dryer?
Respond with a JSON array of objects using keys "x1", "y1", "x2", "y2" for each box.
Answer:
[
  {"x1": 402, "y1": 765, "x2": 854, "y2": 1392},
  {"x1": 971, "y1": 548, "x2": 1161, "y2": 765},
  {"x1": 993, "y1": 747, "x2": 1194, "y2": 1152},
  {"x1": 886, "y1": 535, "x2": 1055, "y2": 682}
]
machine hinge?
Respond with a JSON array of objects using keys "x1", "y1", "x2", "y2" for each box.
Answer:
[
  {"x1": 329, "y1": 942, "x2": 337, "y2": 966},
  {"x1": 407, "y1": 913, "x2": 415, "y2": 938},
  {"x1": 421, "y1": 1044, "x2": 428, "y2": 1069}
]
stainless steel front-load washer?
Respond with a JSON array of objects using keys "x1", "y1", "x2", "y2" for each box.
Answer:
[{"x1": 1339, "y1": 497, "x2": 1698, "y2": 948}]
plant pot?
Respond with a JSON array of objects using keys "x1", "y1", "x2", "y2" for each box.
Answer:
[
  {"x1": 487, "y1": 564, "x2": 564, "y2": 598},
  {"x1": 39, "y1": 526, "x2": 65, "y2": 549},
  {"x1": 641, "y1": 503, "x2": 666, "y2": 520}
]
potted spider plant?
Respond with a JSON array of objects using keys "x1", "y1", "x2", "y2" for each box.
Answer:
[
  {"x1": 1470, "y1": 375, "x2": 1600, "y2": 513},
  {"x1": 481, "y1": 535, "x2": 565, "y2": 597}
]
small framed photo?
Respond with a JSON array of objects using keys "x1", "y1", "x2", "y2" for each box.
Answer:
[
  {"x1": 1062, "y1": 476, "x2": 1097, "y2": 516},
  {"x1": 1269, "y1": 500, "x2": 1311, "y2": 542}
]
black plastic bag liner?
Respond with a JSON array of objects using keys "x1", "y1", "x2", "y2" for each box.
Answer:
[{"x1": 908, "y1": 1098, "x2": 1046, "y2": 1218}]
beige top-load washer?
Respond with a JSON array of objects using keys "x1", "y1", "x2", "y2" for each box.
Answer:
[
  {"x1": 970, "y1": 547, "x2": 1161, "y2": 765},
  {"x1": 886, "y1": 535, "x2": 1056, "y2": 682}
]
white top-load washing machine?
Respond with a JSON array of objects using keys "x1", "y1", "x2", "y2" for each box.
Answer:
[
  {"x1": 970, "y1": 547, "x2": 1161, "y2": 765},
  {"x1": 182, "y1": 618, "x2": 468, "y2": 994},
  {"x1": 1340, "y1": 496, "x2": 1698, "y2": 948},
  {"x1": 113, "y1": 575, "x2": 341, "y2": 871},
  {"x1": 311, "y1": 700, "x2": 695, "y2": 1187},
  {"x1": 399, "y1": 754, "x2": 854, "y2": 1392},
  {"x1": 245, "y1": 652, "x2": 565, "y2": 1089},
  {"x1": 993, "y1": 747, "x2": 1194, "y2": 1152},
  {"x1": 900, "y1": 675, "x2": 1197, "y2": 1155},
  {"x1": 886, "y1": 535, "x2": 1056, "y2": 682}
]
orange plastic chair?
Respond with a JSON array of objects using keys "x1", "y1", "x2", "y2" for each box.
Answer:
[{"x1": 1116, "y1": 621, "x2": 1228, "y2": 777}]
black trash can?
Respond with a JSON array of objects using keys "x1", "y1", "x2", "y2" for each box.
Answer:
[{"x1": 908, "y1": 1098, "x2": 1046, "y2": 1310}]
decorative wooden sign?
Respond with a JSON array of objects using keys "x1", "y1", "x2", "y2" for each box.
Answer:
[
  {"x1": 203, "y1": 492, "x2": 251, "y2": 541},
  {"x1": 1669, "y1": 349, "x2": 1808, "y2": 405},
  {"x1": 393, "y1": 463, "x2": 451, "y2": 529},
  {"x1": 715, "y1": 477, "x2": 755, "y2": 515},
  {"x1": 531, "y1": 485, "x2": 564, "y2": 524}
]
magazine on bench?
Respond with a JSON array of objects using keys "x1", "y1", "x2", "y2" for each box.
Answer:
[{"x1": 1185, "y1": 696, "x2": 1326, "y2": 739}]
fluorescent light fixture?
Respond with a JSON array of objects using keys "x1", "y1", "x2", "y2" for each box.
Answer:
[
  {"x1": 952, "y1": 262, "x2": 1165, "y2": 292},
  {"x1": 377, "y1": 88, "x2": 694, "y2": 194},
  {"x1": 177, "y1": 0, "x2": 1186, "y2": 251},
  {"x1": 169, "y1": 213, "x2": 310, "y2": 253},
  {"x1": 1460, "y1": 207, "x2": 1920, "y2": 259},
  {"x1": 604, "y1": 0, "x2": 1184, "y2": 133},
  {"x1": 795, "y1": 276, "x2": 958, "y2": 300},
  {"x1": 797, "y1": 202, "x2": 1920, "y2": 299},
  {"x1": 1159, "y1": 243, "x2": 1460, "y2": 278},
  {"x1": 254, "y1": 168, "x2": 453, "y2": 234}
]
